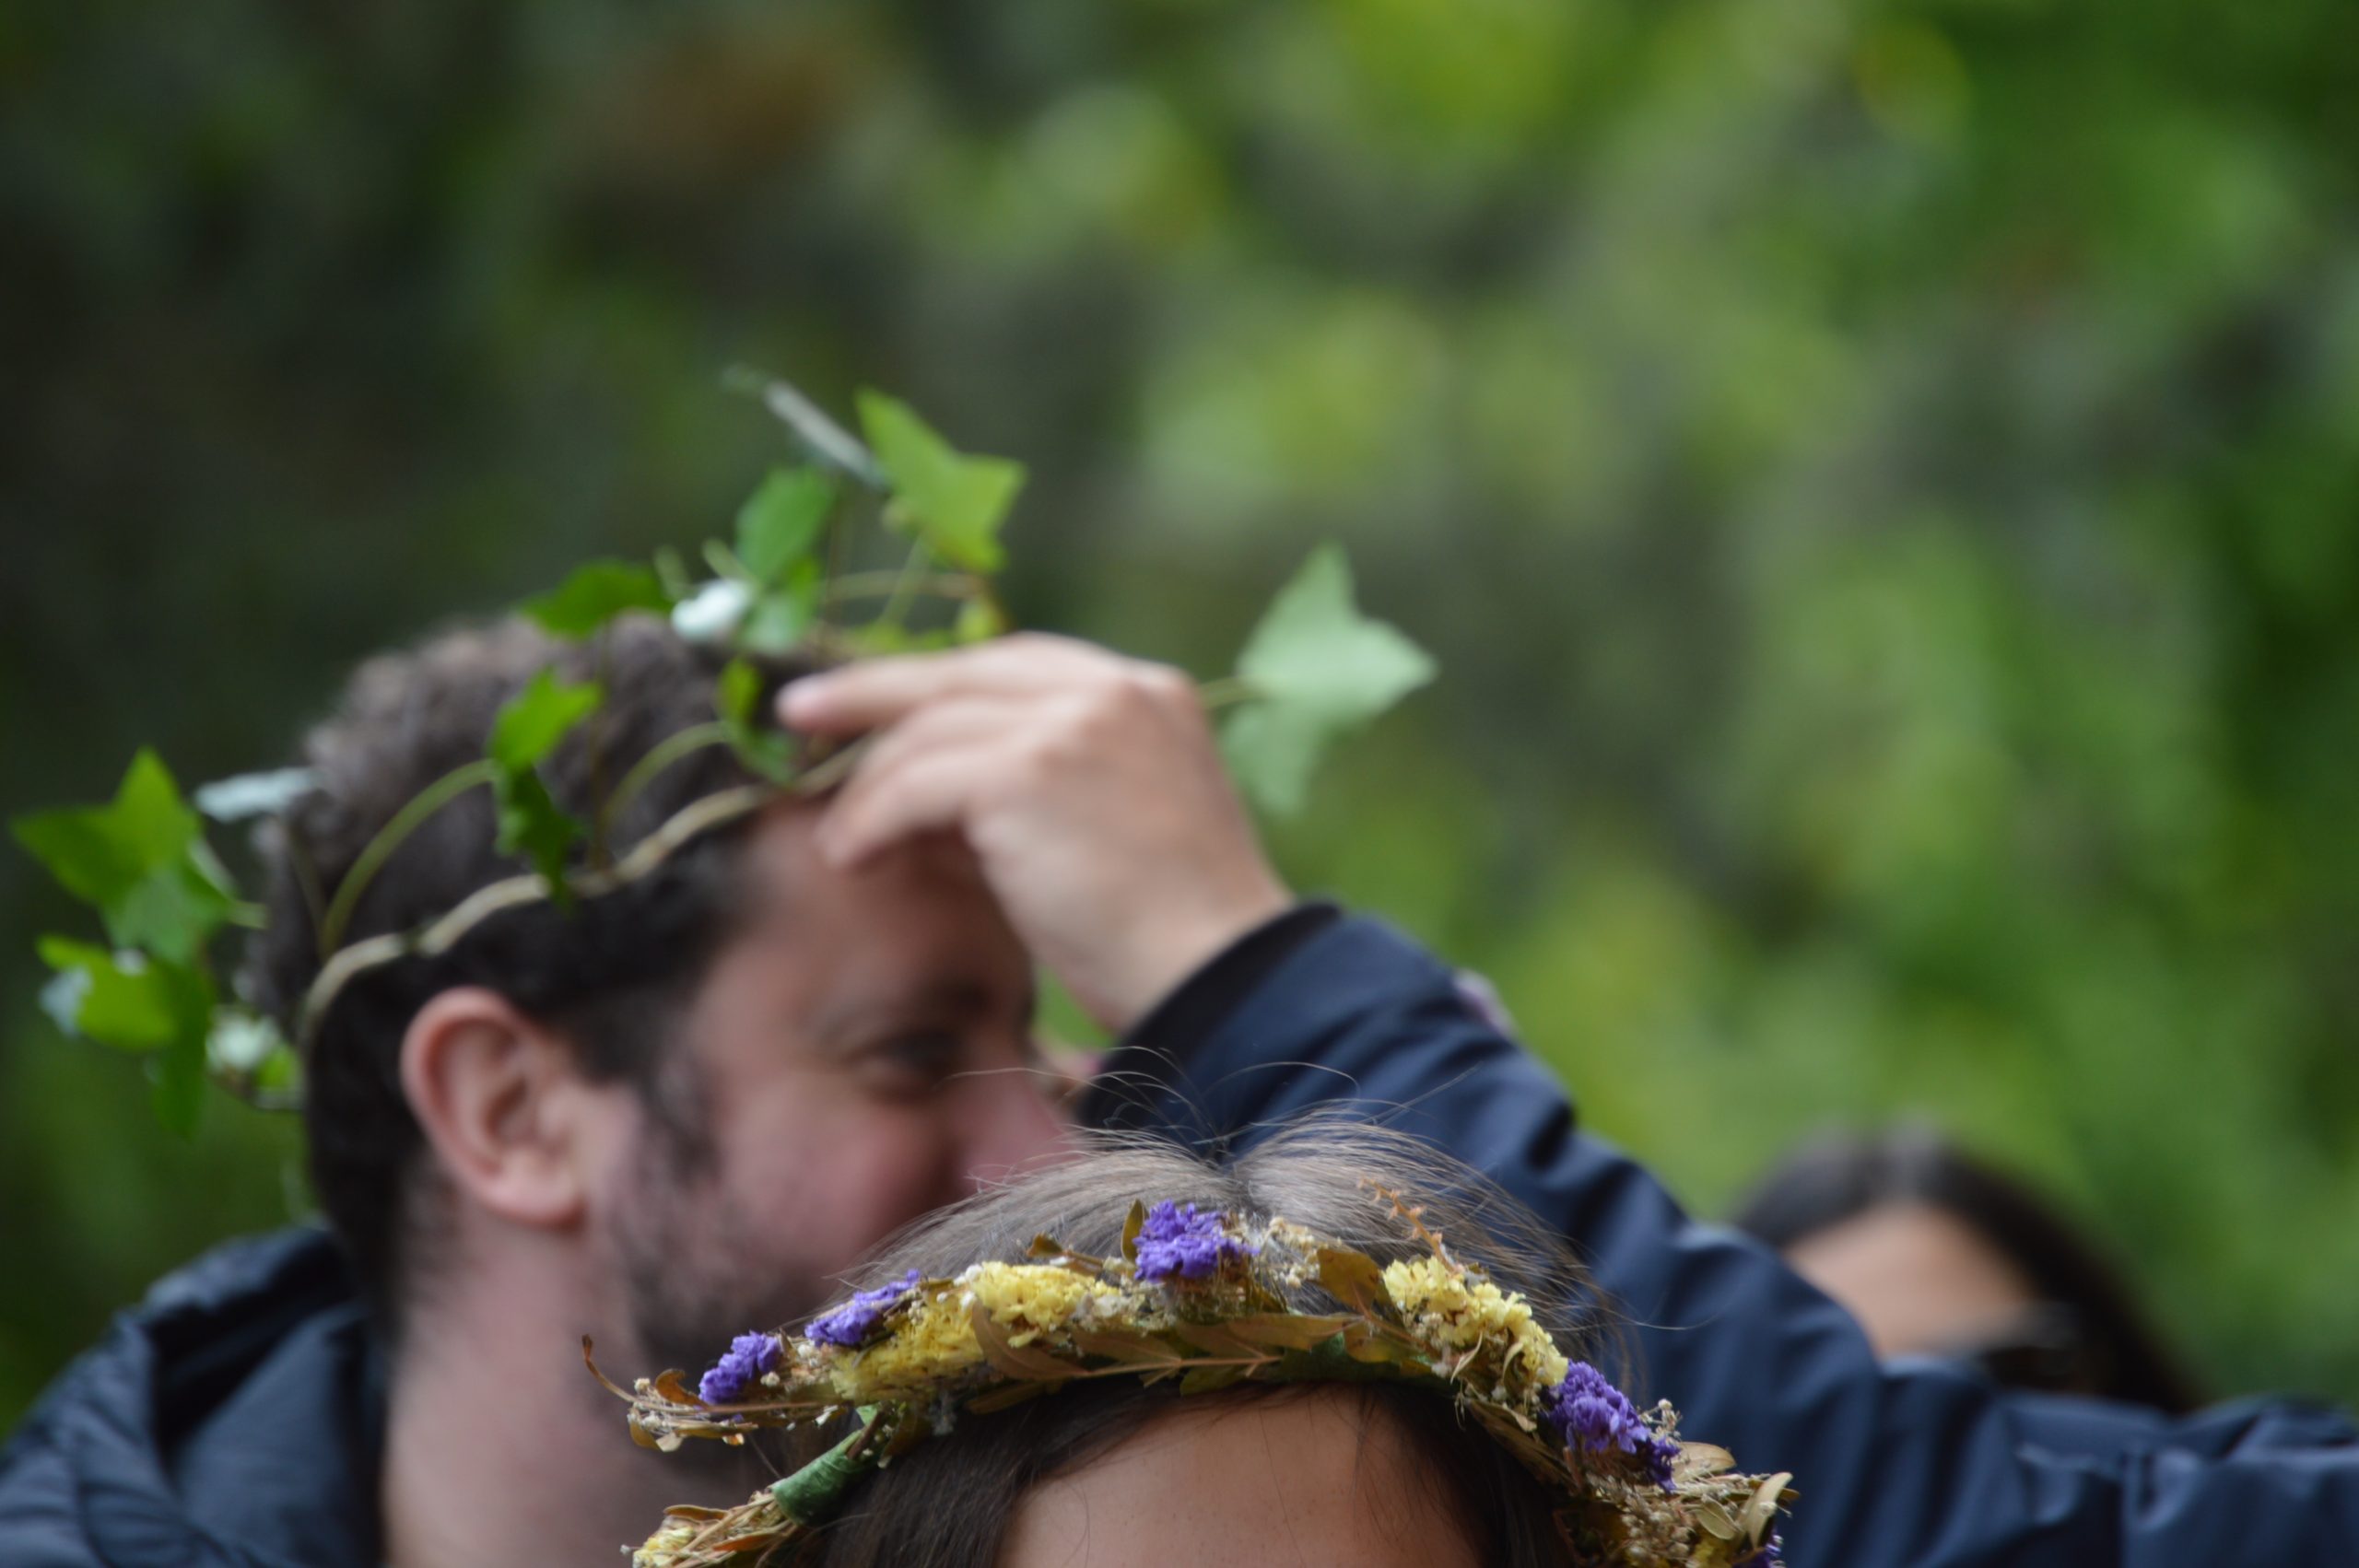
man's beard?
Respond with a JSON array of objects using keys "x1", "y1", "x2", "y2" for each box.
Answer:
[{"x1": 606, "y1": 1124, "x2": 836, "y2": 1492}]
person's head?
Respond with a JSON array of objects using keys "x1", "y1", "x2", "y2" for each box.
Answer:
[
  {"x1": 1730, "y1": 1126, "x2": 2200, "y2": 1412},
  {"x1": 746, "y1": 1124, "x2": 1619, "y2": 1568},
  {"x1": 248, "y1": 614, "x2": 1074, "y2": 1373}
]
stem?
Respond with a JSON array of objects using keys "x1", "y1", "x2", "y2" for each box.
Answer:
[
  {"x1": 1194, "y1": 675, "x2": 1262, "y2": 711},
  {"x1": 876, "y1": 539, "x2": 933, "y2": 633},
  {"x1": 792, "y1": 732, "x2": 875, "y2": 796},
  {"x1": 822, "y1": 569, "x2": 980, "y2": 604},
  {"x1": 317, "y1": 758, "x2": 499, "y2": 958},
  {"x1": 586, "y1": 629, "x2": 616, "y2": 869},
  {"x1": 598, "y1": 721, "x2": 733, "y2": 846},
  {"x1": 284, "y1": 827, "x2": 327, "y2": 950}
]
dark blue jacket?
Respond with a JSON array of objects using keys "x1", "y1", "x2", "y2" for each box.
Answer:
[{"x1": 6, "y1": 915, "x2": 2355, "y2": 1564}]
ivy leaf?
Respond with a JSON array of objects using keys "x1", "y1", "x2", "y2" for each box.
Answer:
[
  {"x1": 37, "y1": 938, "x2": 180, "y2": 1048},
  {"x1": 1219, "y1": 545, "x2": 1435, "y2": 816},
  {"x1": 856, "y1": 391, "x2": 1025, "y2": 573},
  {"x1": 735, "y1": 467, "x2": 834, "y2": 587},
  {"x1": 493, "y1": 768, "x2": 584, "y2": 903},
  {"x1": 488, "y1": 671, "x2": 605, "y2": 773},
  {"x1": 714, "y1": 658, "x2": 792, "y2": 782},
  {"x1": 522, "y1": 560, "x2": 674, "y2": 640},
  {"x1": 953, "y1": 596, "x2": 1007, "y2": 646},
  {"x1": 486, "y1": 672, "x2": 603, "y2": 897},
  {"x1": 732, "y1": 368, "x2": 887, "y2": 489},
  {"x1": 154, "y1": 1014, "x2": 210, "y2": 1136},
  {"x1": 740, "y1": 562, "x2": 822, "y2": 656},
  {"x1": 12, "y1": 750, "x2": 235, "y2": 964},
  {"x1": 37, "y1": 937, "x2": 213, "y2": 1134}
]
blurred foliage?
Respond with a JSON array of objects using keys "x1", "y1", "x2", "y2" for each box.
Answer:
[{"x1": 4, "y1": 0, "x2": 2356, "y2": 1428}]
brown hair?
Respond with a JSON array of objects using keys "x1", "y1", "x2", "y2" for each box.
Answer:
[
  {"x1": 244, "y1": 613, "x2": 809, "y2": 1331},
  {"x1": 779, "y1": 1122, "x2": 1614, "y2": 1566}
]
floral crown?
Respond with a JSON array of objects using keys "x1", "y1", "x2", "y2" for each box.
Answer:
[
  {"x1": 597, "y1": 1192, "x2": 1792, "y2": 1567},
  {"x1": 11, "y1": 372, "x2": 1433, "y2": 1133}
]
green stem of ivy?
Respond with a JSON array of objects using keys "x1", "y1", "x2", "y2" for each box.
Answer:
[
  {"x1": 585, "y1": 628, "x2": 616, "y2": 870},
  {"x1": 317, "y1": 758, "x2": 499, "y2": 958},
  {"x1": 822, "y1": 569, "x2": 980, "y2": 604},
  {"x1": 597, "y1": 721, "x2": 733, "y2": 848},
  {"x1": 1194, "y1": 675, "x2": 1262, "y2": 711},
  {"x1": 876, "y1": 539, "x2": 933, "y2": 633}
]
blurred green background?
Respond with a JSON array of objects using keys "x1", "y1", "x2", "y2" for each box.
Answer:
[{"x1": 4, "y1": 0, "x2": 2356, "y2": 1427}]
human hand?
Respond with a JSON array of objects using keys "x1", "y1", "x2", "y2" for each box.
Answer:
[{"x1": 778, "y1": 635, "x2": 1291, "y2": 1033}]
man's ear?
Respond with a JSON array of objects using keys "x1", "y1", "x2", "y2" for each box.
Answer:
[{"x1": 399, "y1": 987, "x2": 592, "y2": 1231}]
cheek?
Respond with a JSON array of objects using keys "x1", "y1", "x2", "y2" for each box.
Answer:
[{"x1": 717, "y1": 1100, "x2": 967, "y2": 1278}]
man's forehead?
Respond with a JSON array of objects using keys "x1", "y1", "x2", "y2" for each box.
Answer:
[
  {"x1": 738, "y1": 800, "x2": 992, "y2": 911},
  {"x1": 717, "y1": 803, "x2": 1022, "y2": 999}
]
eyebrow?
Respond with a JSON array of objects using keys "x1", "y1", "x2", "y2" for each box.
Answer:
[{"x1": 806, "y1": 975, "x2": 1037, "y2": 1054}]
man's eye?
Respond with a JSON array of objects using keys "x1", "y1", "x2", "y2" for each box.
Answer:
[{"x1": 863, "y1": 1032, "x2": 963, "y2": 1091}]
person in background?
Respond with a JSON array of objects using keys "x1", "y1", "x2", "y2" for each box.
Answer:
[{"x1": 1731, "y1": 1127, "x2": 2201, "y2": 1414}]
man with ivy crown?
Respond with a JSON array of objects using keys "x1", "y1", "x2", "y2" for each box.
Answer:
[{"x1": 7, "y1": 383, "x2": 2359, "y2": 1568}]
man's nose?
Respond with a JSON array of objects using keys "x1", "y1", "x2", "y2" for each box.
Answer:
[{"x1": 958, "y1": 1067, "x2": 1078, "y2": 1192}]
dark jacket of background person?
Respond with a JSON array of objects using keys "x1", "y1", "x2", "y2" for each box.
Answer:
[{"x1": 5, "y1": 914, "x2": 2357, "y2": 1566}]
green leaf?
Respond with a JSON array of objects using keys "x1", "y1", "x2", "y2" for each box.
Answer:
[
  {"x1": 36, "y1": 938, "x2": 178, "y2": 1048},
  {"x1": 857, "y1": 391, "x2": 1026, "y2": 572},
  {"x1": 522, "y1": 560, "x2": 673, "y2": 640},
  {"x1": 715, "y1": 658, "x2": 764, "y2": 729},
  {"x1": 715, "y1": 658, "x2": 794, "y2": 782},
  {"x1": 1219, "y1": 545, "x2": 1435, "y2": 816},
  {"x1": 953, "y1": 596, "x2": 1007, "y2": 646},
  {"x1": 154, "y1": 1019, "x2": 209, "y2": 1136},
  {"x1": 740, "y1": 563, "x2": 822, "y2": 655},
  {"x1": 487, "y1": 670, "x2": 604, "y2": 773},
  {"x1": 493, "y1": 768, "x2": 583, "y2": 901},
  {"x1": 13, "y1": 751, "x2": 235, "y2": 964},
  {"x1": 735, "y1": 466, "x2": 834, "y2": 586},
  {"x1": 36, "y1": 937, "x2": 213, "y2": 1134}
]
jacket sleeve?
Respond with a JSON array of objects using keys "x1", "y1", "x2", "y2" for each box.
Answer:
[{"x1": 1086, "y1": 915, "x2": 2359, "y2": 1568}]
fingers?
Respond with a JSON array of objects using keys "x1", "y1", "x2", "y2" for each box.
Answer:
[
  {"x1": 779, "y1": 634, "x2": 1113, "y2": 734},
  {"x1": 814, "y1": 696, "x2": 1030, "y2": 866},
  {"x1": 816, "y1": 742, "x2": 1004, "y2": 868}
]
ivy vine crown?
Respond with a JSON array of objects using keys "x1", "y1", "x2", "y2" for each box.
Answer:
[{"x1": 12, "y1": 372, "x2": 1436, "y2": 1132}]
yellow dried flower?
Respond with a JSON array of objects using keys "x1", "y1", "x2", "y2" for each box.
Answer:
[
  {"x1": 1381, "y1": 1256, "x2": 1569, "y2": 1387},
  {"x1": 833, "y1": 1289, "x2": 982, "y2": 1398},
  {"x1": 966, "y1": 1262, "x2": 1121, "y2": 1346}
]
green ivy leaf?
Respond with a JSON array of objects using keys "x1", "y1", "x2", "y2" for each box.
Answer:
[
  {"x1": 953, "y1": 596, "x2": 1007, "y2": 645},
  {"x1": 37, "y1": 936, "x2": 213, "y2": 1134},
  {"x1": 12, "y1": 750, "x2": 235, "y2": 964},
  {"x1": 714, "y1": 658, "x2": 793, "y2": 782},
  {"x1": 856, "y1": 391, "x2": 1025, "y2": 573},
  {"x1": 154, "y1": 1014, "x2": 209, "y2": 1136},
  {"x1": 522, "y1": 560, "x2": 674, "y2": 640},
  {"x1": 487, "y1": 671, "x2": 605, "y2": 772},
  {"x1": 36, "y1": 937, "x2": 179, "y2": 1048},
  {"x1": 715, "y1": 657, "x2": 763, "y2": 729},
  {"x1": 1220, "y1": 545, "x2": 1435, "y2": 816},
  {"x1": 740, "y1": 562, "x2": 822, "y2": 655},
  {"x1": 735, "y1": 467, "x2": 834, "y2": 586},
  {"x1": 493, "y1": 768, "x2": 583, "y2": 903}
]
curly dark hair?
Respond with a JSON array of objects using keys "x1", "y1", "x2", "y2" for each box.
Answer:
[{"x1": 245, "y1": 613, "x2": 808, "y2": 1332}]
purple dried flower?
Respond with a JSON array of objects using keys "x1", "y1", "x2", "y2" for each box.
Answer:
[
  {"x1": 1739, "y1": 1536, "x2": 1784, "y2": 1567},
  {"x1": 1133, "y1": 1201, "x2": 1257, "y2": 1282},
  {"x1": 698, "y1": 1331, "x2": 781, "y2": 1405},
  {"x1": 1540, "y1": 1361, "x2": 1680, "y2": 1490},
  {"x1": 804, "y1": 1270, "x2": 923, "y2": 1348}
]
